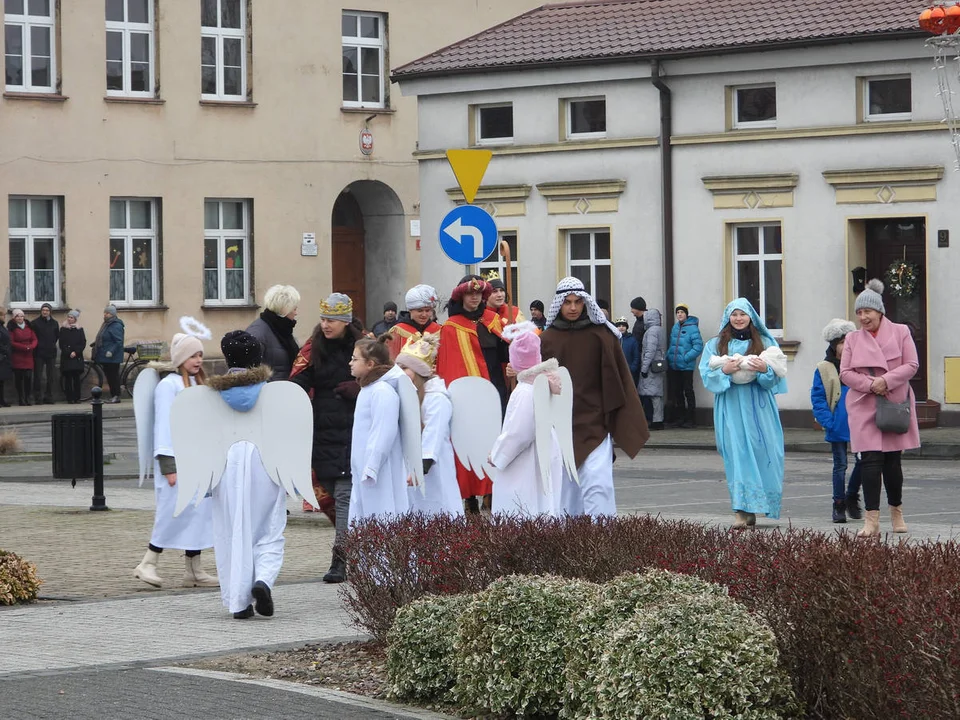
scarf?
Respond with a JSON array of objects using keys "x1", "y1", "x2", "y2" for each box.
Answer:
[
  {"x1": 545, "y1": 276, "x2": 621, "y2": 336},
  {"x1": 732, "y1": 326, "x2": 752, "y2": 341},
  {"x1": 357, "y1": 364, "x2": 393, "y2": 388},
  {"x1": 447, "y1": 302, "x2": 485, "y2": 322},
  {"x1": 260, "y1": 309, "x2": 300, "y2": 363},
  {"x1": 549, "y1": 313, "x2": 594, "y2": 331}
]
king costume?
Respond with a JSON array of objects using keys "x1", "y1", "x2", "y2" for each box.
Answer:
[{"x1": 384, "y1": 284, "x2": 442, "y2": 360}]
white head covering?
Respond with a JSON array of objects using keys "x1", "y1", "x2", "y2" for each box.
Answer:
[
  {"x1": 546, "y1": 277, "x2": 621, "y2": 336},
  {"x1": 404, "y1": 284, "x2": 438, "y2": 311}
]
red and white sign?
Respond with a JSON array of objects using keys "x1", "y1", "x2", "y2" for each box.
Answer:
[{"x1": 360, "y1": 129, "x2": 374, "y2": 155}]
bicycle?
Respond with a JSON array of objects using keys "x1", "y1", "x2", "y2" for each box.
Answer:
[{"x1": 62, "y1": 342, "x2": 164, "y2": 401}]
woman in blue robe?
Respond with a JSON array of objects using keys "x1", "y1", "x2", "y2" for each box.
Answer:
[{"x1": 699, "y1": 298, "x2": 787, "y2": 527}]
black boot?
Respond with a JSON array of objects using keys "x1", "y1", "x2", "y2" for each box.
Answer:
[
  {"x1": 832, "y1": 500, "x2": 847, "y2": 523},
  {"x1": 685, "y1": 407, "x2": 697, "y2": 429},
  {"x1": 251, "y1": 580, "x2": 274, "y2": 616},
  {"x1": 846, "y1": 493, "x2": 863, "y2": 520},
  {"x1": 322, "y1": 546, "x2": 346, "y2": 584}
]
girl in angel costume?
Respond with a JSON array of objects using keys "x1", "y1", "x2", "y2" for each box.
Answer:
[
  {"x1": 393, "y1": 332, "x2": 463, "y2": 516},
  {"x1": 133, "y1": 320, "x2": 218, "y2": 589}
]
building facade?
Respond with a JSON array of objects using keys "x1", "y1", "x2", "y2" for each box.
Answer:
[
  {"x1": 1, "y1": 0, "x2": 542, "y2": 351},
  {"x1": 396, "y1": 0, "x2": 960, "y2": 424}
]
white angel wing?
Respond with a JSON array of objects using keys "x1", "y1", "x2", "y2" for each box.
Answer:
[
  {"x1": 533, "y1": 374, "x2": 556, "y2": 497},
  {"x1": 447, "y1": 377, "x2": 502, "y2": 482},
  {"x1": 132, "y1": 367, "x2": 160, "y2": 487},
  {"x1": 553, "y1": 367, "x2": 579, "y2": 485},
  {"x1": 170, "y1": 382, "x2": 316, "y2": 517},
  {"x1": 396, "y1": 371, "x2": 425, "y2": 496}
]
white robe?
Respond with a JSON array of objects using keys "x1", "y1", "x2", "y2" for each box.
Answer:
[
  {"x1": 211, "y1": 441, "x2": 287, "y2": 614},
  {"x1": 407, "y1": 377, "x2": 463, "y2": 516},
  {"x1": 559, "y1": 435, "x2": 616, "y2": 517},
  {"x1": 150, "y1": 373, "x2": 214, "y2": 550},
  {"x1": 489, "y1": 379, "x2": 562, "y2": 517},
  {"x1": 349, "y1": 369, "x2": 410, "y2": 523}
]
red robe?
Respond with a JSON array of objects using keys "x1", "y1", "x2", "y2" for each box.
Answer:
[
  {"x1": 493, "y1": 305, "x2": 525, "y2": 326},
  {"x1": 436, "y1": 310, "x2": 505, "y2": 498},
  {"x1": 384, "y1": 320, "x2": 442, "y2": 360}
]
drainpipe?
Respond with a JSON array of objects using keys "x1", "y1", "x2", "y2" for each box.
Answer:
[{"x1": 651, "y1": 59, "x2": 675, "y2": 331}]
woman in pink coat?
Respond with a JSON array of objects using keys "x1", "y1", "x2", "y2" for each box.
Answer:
[{"x1": 839, "y1": 279, "x2": 919, "y2": 537}]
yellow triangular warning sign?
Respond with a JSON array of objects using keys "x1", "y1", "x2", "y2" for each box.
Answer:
[{"x1": 446, "y1": 149, "x2": 492, "y2": 205}]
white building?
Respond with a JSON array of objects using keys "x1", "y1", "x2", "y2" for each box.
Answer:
[{"x1": 395, "y1": 0, "x2": 960, "y2": 426}]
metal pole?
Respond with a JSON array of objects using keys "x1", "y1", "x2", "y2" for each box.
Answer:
[{"x1": 90, "y1": 387, "x2": 109, "y2": 511}]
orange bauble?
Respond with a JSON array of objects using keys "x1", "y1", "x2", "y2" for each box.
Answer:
[
  {"x1": 945, "y1": 3, "x2": 960, "y2": 34},
  {"x1": 920, "y1": 7, "x2": 933, "y2": 32},
  {"x1": 931, "y1": 5, "x2": 948, "y2": 33}
]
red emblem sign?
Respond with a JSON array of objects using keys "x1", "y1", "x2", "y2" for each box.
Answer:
[{"x1": 360, "y1": 129, "x2": 374, "y2": 155}]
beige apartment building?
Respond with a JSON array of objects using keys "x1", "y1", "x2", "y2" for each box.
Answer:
[{"x1": 1, "y1": 0, "x2": 540, "y2": 350}]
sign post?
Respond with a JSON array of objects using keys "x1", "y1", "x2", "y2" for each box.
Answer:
[{"x1": 439, "y1": 150, "x2": 497, "y2": 264}]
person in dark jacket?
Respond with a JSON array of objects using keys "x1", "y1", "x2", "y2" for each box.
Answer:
[
  {"x1": 31, "y1": 302, "x2": 59, "y2": 404},
  {"x1": 0, "y1": 309, "x2": 12, "y2": 407},
  {"x1": 667, "y1": 303, "x2": 704, "y2": 428},
  {"x1": 93, "y1": 304, "x2": 125, "y2": 403},
  {"x1": 529, "y1": 300, "x2": 546, "y2": 330},
  {"x1": 8, "y1": 309, "x2": 37, "y2": 406},
  {"x1": 371, "y1": 301, "x2": 399, "y2": 337},
  {"x1": 614, "y1": 316, "x2": 640, "y2": 386},
  {"x1": 290, "y1": 293, "x2": 363, "y2": 584},
  {"x1": 58, "y1": 309, "x2": 86, "y2": 404},
  {"x1": 630, "y1": 296, "x2": 646, "y2": 346},
  {"x1": 245, "y1": 284, "x2": 300, "y2": 381}
]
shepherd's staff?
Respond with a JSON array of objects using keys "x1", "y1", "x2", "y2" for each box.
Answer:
[{"x1": 499, "y1": 239, "x2": 514, "y2": 326}]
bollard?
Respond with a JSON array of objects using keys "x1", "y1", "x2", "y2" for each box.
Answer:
[{"x1": 89, "y1": 387, "x2": 109, "y2": 511}]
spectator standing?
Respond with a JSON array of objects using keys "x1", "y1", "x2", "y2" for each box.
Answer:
[
  {"x1": 630, "y1": 296, "x2": 646, "y2": 346},
  {"x1": 638, "y1": 308, "x2": 666, "y2": 430},
  {"x1": 0, "y1": 309, "x2": 12, "y2": 407},
  {"x1": 371, "y1": 302, "x2": 399, "y2": 337},
  {"x1": 8, "y1": 309, "x2": 37, "y2": 406},
  {"x1": 666, "y1": 303, "x2": 704, "y2": 428},
  {"x1": 529, "y1": 300, "x2": 546, "y2": 330},
  {"x1": 93, "y1": 305, "x2": 125, "y2": 403},
  {"x1": 58, "y1": 310, "x2": 86, "y2": 404},
  {"x1": 31, "y1": 302, "x2": 59, "y2": 404},
  {"x1": 614, "y1": 316, "x2": 640, "y2": 386},
  {"x1": 245, "y1": 284, "x2": 301, "y2": 381}
]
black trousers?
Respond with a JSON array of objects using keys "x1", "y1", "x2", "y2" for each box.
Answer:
[
  {"x1": 62, "y1": 370, "x2": 82, "y2": 403},
  {"x1": 668, "y1": 369, "x2": 696, "y2": 420},
  {"x1": 0, "y1": 380, "x2": 7, "y2": 405},
  {"x1": 859, "y1": 450, "x2": 903, "y2": 511},
  {"x1": 33, "y1": 356, "x2": 56, "y2": 401},
  {"x1": 13, "y1": 369, "x2": 32, "y2": 403},
  {"x1": 102, "y1": 362, "x2": 121, "y2": 398}
]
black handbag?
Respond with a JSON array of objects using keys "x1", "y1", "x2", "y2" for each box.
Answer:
[{"x1": 651, "y1": 358, "x2": 666, "y2": 373}]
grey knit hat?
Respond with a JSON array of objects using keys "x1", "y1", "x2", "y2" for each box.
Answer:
[
  {"x1": 319, "y1": 292, "x2": 353, "y2": 323},
  {"x1": 67, "y1": 308, "x2": 81, "y2": 319},
  {"x1": 854, "y1": 279, "x2": 885, "y2": 315},
  {"x1": 104, "y1": 304, "x2": 118, "y2": 317}
]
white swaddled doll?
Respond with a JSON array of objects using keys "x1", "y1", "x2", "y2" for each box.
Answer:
[{"x1": 707, "y1": 346, "x2": 789, "y2": 384}]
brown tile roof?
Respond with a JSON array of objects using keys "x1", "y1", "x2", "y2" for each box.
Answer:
[{"x1": 393, "y1": 0, "x2": 929, "y2": 79}]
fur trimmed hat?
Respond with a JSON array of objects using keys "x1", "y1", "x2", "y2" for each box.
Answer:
[
  {"x1": 854, "y1": 279, "x2": 886, "y2": 315},
  {"x1": 221, "y1": 330, "x2": 263, "y2": 369},
  {"x1": 822, "y1": 318, "x2": 857, "y2": 343}
]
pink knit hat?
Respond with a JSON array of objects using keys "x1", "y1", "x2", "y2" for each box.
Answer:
[{"x1": 508, "y1": 325, "x2": 542, "y2": 373}]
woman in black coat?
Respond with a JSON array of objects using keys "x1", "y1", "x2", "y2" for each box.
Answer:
[
  {"x1": 0, "y1": 312, "x2": 12, "y2": 407},
  {"x1": 58, "y1": 310, "x2": 86, "y2": 404}
]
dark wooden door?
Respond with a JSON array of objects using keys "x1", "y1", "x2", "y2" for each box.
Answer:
[
  {"x1": 865, "y1": 218, "x2": 927, "y2": 400},
  {"x1": 331, "y1": 191, "x2": 366, "y2": 327}
]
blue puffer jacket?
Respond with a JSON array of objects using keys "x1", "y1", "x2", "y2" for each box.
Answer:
[
  {"x1": 667, "y1": 316, "x2": 703, "y2": 371},
  {"x1": 619, "y1": 333, "x2": 640, "y2": 384},
  {"x1": 811, "y1": 366, "x2": 851, "y2": 443}
]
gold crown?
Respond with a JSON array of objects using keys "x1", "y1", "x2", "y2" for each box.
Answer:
[
  {"x1": 319, "y1": 299, "x2": 353, "y2": 315},
  {"x1": 482, "y1": 269, "x2": 501, "y2": 282},
  {"x1": 614, "y1": 316, "x2": 629, "y2": 325},
  {"x1": 398, "y1": 331, "x2": 440, "y2": 369}
]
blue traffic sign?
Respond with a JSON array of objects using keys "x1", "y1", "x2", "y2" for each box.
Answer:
[{"x1": 439, "y1": 205, "x2": 498, "y2": 264}]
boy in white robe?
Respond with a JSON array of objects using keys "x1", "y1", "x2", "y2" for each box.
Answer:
[
  {"x1": 489, "y1": 323, "x2": 563, "y2": 517},
  {"x1": 204, "y1": 331, "x2": 288, "y2": 619}
]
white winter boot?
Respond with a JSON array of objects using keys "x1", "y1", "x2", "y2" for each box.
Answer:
[
  {"x1": 134, "y1": 549, "x2": 163, "y2": 588},
  {"x1": 183, "y1": 554, "x2": 219, "y2": 587}
]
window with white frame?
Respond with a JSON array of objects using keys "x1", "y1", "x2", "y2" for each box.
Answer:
[
  {"x1": 732, "y1": 84, "x2": 776, "y2": 129},
  {"x1": 201, "y1": 0, "x2": 247, "y2": 100},
  {"x1": 566, "y1": 229, "x2": 611, "y2": 305},
  {"x1": 476, "y1": 103, "x2": 513, "y2": 145},
  {"x1": 4, "y1": 0, "x2": 56, "y2": 93},
  {"x1": 733, "y1": 223, "x2": 783, "y2": 335},
  {"x1": 105, "y1": 0, "x2": 154, "y2": 96},
  {"x1": 109, "y1": 198, "x2": 159, "y2": 306},
  {"x1": 341, "y1": 10, "x2": 386, "y2": 108},
  {"x1": 864, "y1": 76, "x2": 911, "y2": 122},
  {"x1": 204, "y1": 199, "x2": 251, "y2": 305},
  {"x1": 477, "y1": 232, "x2": 519, "y2": 304},
  {"x1": 566, "y1": 97, "x2": 606, "y2": 139},
  {"x1": 8, "y1": 196, "x2": 60, "y2": 307}
]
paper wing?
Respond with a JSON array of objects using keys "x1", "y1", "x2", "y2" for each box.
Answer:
[
  {"x1": 170, "y1": 386, "x2": 231, "y2": 516},
  {"x1": 132, "y1": 367, "x2": 160, "y2": 487},
  {"x1": 553, "y1": 367, "x2": 579, "y2": 485},
  {"x1": 532, "y1": 374, "x2": 556, "y2": 496},
  {"x1": 448, "y1": 377, "x2": 502, "y2": 482},
  {"x1": 397, "y1": 372, "x2": 425, "y2": 495},
  {"x1": 255, "y1": 382, "x2": 317, "y2": 508}
]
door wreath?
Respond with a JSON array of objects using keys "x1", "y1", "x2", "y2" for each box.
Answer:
[{"x1": 884, "y1": 259, "x2": 921, "y2": 299}]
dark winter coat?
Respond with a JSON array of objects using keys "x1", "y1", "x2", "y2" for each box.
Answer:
[
  {"x1": 93, "y1": 317, "x2": 125, "y2": 364},
  {"x1": 30, "y1": 315, "x2": 59, "y2": 360},
  {"x1": 246, "y1": 313, "x2": 299, "y2": 381},
  {"x1": 667, "y1": 316, "x2": 704, "y2": 371},
  {"x1": 619, "y1": 333, "x2": 641, "y2": 384},
  {"x1": 638, "y1": 309, "x2": 665, "y2": 397},
  {"x1": 58, "y1": 324, "x2": 87, "y2": 373},
  {"x1": 7, "y1": 322, "x2": 37, "y2": 371},
  {"x1": 290, "y1": 330, "x2": 360, "y2": 480},
  {"x1": 0, "y1": 325, "x2": 13, "y2": 381}
]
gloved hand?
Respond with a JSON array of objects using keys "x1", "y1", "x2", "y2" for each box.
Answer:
[
  {"x1": 422, "y1": 458, "x2": 435, "y2": 476},
  {"x1": 334, "y1": 380, "x2": 360, "y2": 401}
]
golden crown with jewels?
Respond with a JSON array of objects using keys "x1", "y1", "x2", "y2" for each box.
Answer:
[
  {"x1": 318, "y1": 298, "x2": 353, "y2": 315},
  {"x1": 482, "y1": 269, "x2": 501, "y2": 282},
  {"x1": 398, "y1": 331, "x2": 440, "y2": 369}
]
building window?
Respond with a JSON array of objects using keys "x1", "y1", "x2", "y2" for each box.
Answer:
[
  {"x1": 478, "y1": 232, "x2": 519, "y2": 303},
  {"x1": 8, "y1": 196, "x2": 60, "y2": 307},
  {"x1": 204, "y1": 199, "x2": 250, "y2": 305},
  {"x1": 733, "y1": 223, "x2": 783, "y2": 336},
  {"x1": 341, "y1": 10, "x2": 386, "y2": 108},
  {"x1": 864, "y1": 76, "x2": 911, "y2": 122},
  {"x1": 566, "y1": 97, "x2": 606, "y2": 139},
  {"x1": 733, "y1": 84, "x2": 776, "y2": 129},
  {"x1": 4, "y1": 0, "x2": 56, "y2": 93},
  {"x1": 476, "y1": 103, "x2": 513, "y2": 145},
  {"x1": 109, "y1": 198, "x2": 159, "y2": 306},
  {"x1": 201, "y1": 0, "x2": 247, "y2": 100},
  {"x1": 566, "y1": 229, "x2": 611, "y2": 305},
  {"x1": 105, "y1": 0, "x2": 154, "y2": 97}
]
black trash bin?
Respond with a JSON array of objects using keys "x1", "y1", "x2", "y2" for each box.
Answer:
[{"x1": 51, "y1": 413, "x2": 95, "y2": 479}]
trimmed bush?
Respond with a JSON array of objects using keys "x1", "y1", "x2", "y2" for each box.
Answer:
[
  {"x1": 452, "y1": 574, "x2": 599, "y2": 717},
  {"x1": 0, "y1": 549, "x2": 42, "y2": 605},
  {"x1": 385, "y1": 593, "x2": 470, "y2": 701},
  {"x1": 590, "y1": 594, "x2": 800, "y2": 720}
]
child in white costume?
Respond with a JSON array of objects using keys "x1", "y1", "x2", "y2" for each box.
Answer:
[
  {"x1": 133, "y1": 332, "x2": 217, "y2": 589},
  {"x1": 489, "y1": 323, "x2": 563, "y2": 517},
  {"x1": 348, "y1": 337, "x2": 410, "y2": 522},
  {"x1": 394, "y1": 332, "x2": 463, "y2": 516}
]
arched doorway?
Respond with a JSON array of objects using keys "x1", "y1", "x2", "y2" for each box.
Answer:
[{"x1": 331, "y1": 190, "x2": 366, "y2": 323}]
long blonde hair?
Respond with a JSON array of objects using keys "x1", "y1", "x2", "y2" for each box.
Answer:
[{"x1": 179, "y1": 367, "x2": 206, "y2": 387}]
